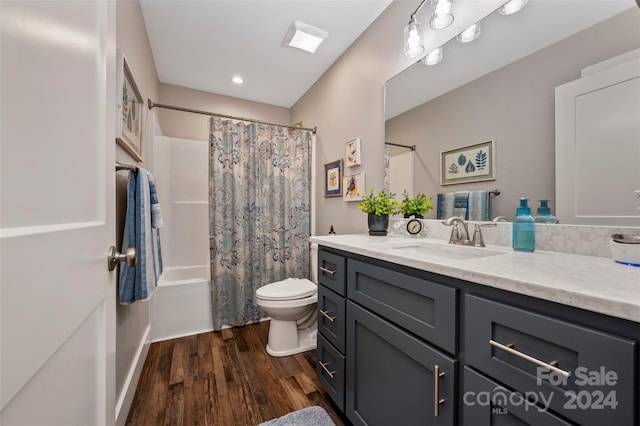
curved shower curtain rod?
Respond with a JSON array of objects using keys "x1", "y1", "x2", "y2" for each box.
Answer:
[{"x1": 147, "y1": 99, "x2": 317, "y2": 134}]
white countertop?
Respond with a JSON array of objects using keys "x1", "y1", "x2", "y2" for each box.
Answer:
[{"x1": 310, "y1": 234, "x2": 640, "y2": 323}]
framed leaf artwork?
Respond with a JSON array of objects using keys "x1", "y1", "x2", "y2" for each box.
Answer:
[{"x1": 441, "y1": 140, "x2": 496, "y2": 185}]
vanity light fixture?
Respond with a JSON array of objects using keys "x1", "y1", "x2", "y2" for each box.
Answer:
[
  {"x1": 422, "y1": 46, "x2": 444, "y2": 65},
  {"x1": 430, "y1": 0, "x2": 454, "y2": 30},
  {"x1": 404, "y1": 15, "x2": 425, "y2": 57},
  {"x1": 403, "y1": 0, "x2": 428, "y2": 58},
  {"x1": 283, "y1": 21, "x2": 328, "y2": 53},
  {"x1": 456, "y1": 22, "x2": 481, "y2": 43},
  {"x1": 498, "y1": 0, "x2": 528, "y2": 15}
]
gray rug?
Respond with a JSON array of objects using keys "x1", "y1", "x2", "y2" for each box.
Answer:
[{"x1": 259, "y1": 406, "x2": 335, "y2": 426}]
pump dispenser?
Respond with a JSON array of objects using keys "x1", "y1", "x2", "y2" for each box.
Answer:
[
  {"x1": 513, "y1": 198, "x2": 535, "y2": 252},
  {"x1": 534, "y1": 199, "x2": 559, "y2": 224}
]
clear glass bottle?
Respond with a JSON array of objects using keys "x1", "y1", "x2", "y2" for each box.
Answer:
[
  {"x1": 513, "y1": 198, "x2": 535, "y2": 252},
  {"x1": 534, "y1": 199, "x2": 559, "y2": 224}
]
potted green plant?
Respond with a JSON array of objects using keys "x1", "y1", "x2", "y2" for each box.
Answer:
[
  {"x1": 357, "y1": 188, "x2": 399, "y2": 235},
  {"x1": 400, "y1": 192, "x2": 434, "y2": 219}
]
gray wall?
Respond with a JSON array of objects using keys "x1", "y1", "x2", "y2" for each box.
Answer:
[
  {"x1": 290, "y1": 1, "x2": 417, "y2": 236},
  {"x1": 291, "y1": 0, "x2": 500, "y2": 235},
  {"x1": 115, "y1": 0, "x2": 160, "y2": 413},
  {"x1": 386, "y1": 8, "x2": 640, "y2": 220},
  {"x1": 157, "y1": 83, "x2": 291, "y2": 142}
]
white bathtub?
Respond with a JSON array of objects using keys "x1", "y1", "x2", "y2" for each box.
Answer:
[{"x1": 151, "y1": 266, "x2": 213, "y2": 342}]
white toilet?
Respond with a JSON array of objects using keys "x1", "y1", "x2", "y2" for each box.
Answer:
[{"x1": 255, "y1": 244, "x2": 318, "y2": 357}]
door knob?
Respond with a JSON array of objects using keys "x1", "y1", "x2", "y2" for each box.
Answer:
[{"x1": 107, "y1": 246, "x2": 137, "y2": 271}]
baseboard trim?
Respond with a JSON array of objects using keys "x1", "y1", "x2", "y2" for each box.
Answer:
[{"x1": 115, "y1": 325, "x2": 151, "y2": 426}]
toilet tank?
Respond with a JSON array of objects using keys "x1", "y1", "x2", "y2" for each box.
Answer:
[{"x1": 310, "y1": 243, "x2": 318, "y2": 283}]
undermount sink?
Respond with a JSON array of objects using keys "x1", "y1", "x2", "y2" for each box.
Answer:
[{"x1": 390, "y1": 241, "x2": 506, "y2": 261}]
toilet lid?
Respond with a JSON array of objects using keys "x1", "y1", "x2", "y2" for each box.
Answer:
[{"x1": 256, "y1": 278, "x2": 317, "y2": 301}]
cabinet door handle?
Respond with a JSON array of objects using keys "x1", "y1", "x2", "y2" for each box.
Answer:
[
  {"x1": 319, "y1": 266, "x2": 336, "y2": 276},
  {"x1": 433, "y1": 365, "x2": 446, "y2": 417},
  {"x1": 318, "y1": 361, "x2": 335, "y2": 379},
  {"x1": 320, "y1": 309, "x2": 336, "y2": 322},
  {"x1": 489, "y1": 339, "x2": 571, "y2": 378}
]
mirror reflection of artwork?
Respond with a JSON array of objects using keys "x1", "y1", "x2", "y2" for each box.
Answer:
[
  {"x1": 441, "y1": 140, "x2": 495, "y2": 185},
  {"x1": 346, "y1": 138, "x2": 361, "y2": 166},
  {"x1": 344, "y1": 173, "x2": 365, "y2": 202}
]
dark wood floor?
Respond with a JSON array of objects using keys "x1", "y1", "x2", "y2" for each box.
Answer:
[{"x1": 126, "y1": 320, "x2": 348, "y2": 425}]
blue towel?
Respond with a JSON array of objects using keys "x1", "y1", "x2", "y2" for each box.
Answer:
[
  {"x1": 438, "y1": 190, "x2": 491, "y2": 220},
  {"x1": 119, "y1": 167, "x2": 163, "y2": 304},
  {"x1": 437, "y1": 191, "x2": 469, "y2": 219},
  {"x1": 468, "y1": 190, "x2": 491, "y2": 221}
]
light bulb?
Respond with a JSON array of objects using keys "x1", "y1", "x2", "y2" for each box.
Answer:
[
  {"x1": 422, "y1": 46, "x2": 443, "y2": 65},
  {"x1": 456, "y1": 22, "x2": 481, "y2": 43},
  {"x1": 404, "y1": 16, "x2": 425, "y2": 58},
  {"x1": 499, "y1": 0, "x2": 528, "y2": 15},
  {"x1": 430, "y1": 0, "x2": 454, "y2": 30}
]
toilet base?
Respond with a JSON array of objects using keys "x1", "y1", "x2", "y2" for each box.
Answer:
[{"x1": 266, "y1": 319, "x2": 317, "y2": 357}]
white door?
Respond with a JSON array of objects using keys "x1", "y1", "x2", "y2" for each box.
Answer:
[
  {"x1": 1, "y1": 1, "x2": 116, "y2": 425},
  {"x1": 555, "y1": 52, "x2": 640, "y2": 226}
]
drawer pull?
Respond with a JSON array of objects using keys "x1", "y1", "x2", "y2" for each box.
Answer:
[
  {"x1": 318, "y1": 361, "x2": 335, "y2": 379},
  {"x1": 320, "y1": 309, "x2": 336, "y2": 322},
  {"x1": 489, "y1": 339, "x2": 571, "y2": 378},
  {"x1": 433, "y1": 365, "x2": 446, "y2": 416},
  {"x1": 319, "y1": 266, "x2": 336, "y2": 276}
]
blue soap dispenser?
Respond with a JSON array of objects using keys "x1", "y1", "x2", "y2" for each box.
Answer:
[
  {"x1": 513, "y1": 198, "x2": 535, "y2": 252},
  {"x1": 534, "y1": 199, "x2": 559, "y2": 224}
]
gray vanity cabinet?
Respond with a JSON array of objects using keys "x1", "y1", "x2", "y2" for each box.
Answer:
[
  {"x1": 346, "y1": 301, "x2": 457, "y2": 426},
  {"x1": 316, "y1": 250, "x2": 347, "y2": 410},
  {"x1": 315, "y1": 247, "x2": 639, "y2": 425},
  {"x1": 347, "y1": 258, "x2": 457, "y2": 354},
  {"x1": 463, "y1": 367, "x2": 574, "y2": 426},
  {"x1": 465, "y1": 294, "x2": 637, "y2": 425}
]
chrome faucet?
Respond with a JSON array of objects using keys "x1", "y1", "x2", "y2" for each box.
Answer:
[
  {"x1": 442, "y1": 217, "x2": 471, "y2": 245},
  {"x1": 442, "y1": 217, "x2": 497, "y2": 247}
]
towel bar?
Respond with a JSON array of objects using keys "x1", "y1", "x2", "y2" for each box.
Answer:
[{"x1": 116, "y1": 162, "x2": 136, "y2": 171}]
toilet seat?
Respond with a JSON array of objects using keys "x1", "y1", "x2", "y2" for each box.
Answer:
[{"x1": 256, "y1": 278, "x2": 317, "y2": 301}]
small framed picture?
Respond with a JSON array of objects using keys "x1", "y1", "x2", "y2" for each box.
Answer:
[
  {"x1": 324, "y1": 159, "x2": 343, "y2": 197},
  {"x1": 116, "y1": 50, "x2": 144, "y2": 162},
  {"x1": 441, "y1": 140, "x2": 496, "y2": 185},
  {"x1": 343, "y1": 172, "x2": 365, "y2": 202},
  {"x1": 346, "y1": 138, "x2": 361, "y2": 167}
]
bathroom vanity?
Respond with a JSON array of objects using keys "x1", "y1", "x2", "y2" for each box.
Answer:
[{"x1": 311, "y1": 234, "x2": 640, "y2": 426}]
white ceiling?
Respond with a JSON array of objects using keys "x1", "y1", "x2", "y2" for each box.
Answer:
[
  {"x1": 385, "y1": 0, "x2": 639, "y2": 120},
  {"x1": 140, "y1": 0, "x2": 393, "y2": 108}
]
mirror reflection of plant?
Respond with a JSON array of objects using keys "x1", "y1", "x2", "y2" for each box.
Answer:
[
  {"x1": 400, "y1": 191, "x2": 434, "y2": 218},
  {"x1": 357, "y1": 188, "x2": 399, "y2": 216}
]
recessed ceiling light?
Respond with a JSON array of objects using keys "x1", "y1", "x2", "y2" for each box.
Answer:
[
  {"x1": 283, "y1": 21, "x2": 328, "y2": 53},
  {"x1": 232, "y1": 76, "x2": 244, "y2": 85}
]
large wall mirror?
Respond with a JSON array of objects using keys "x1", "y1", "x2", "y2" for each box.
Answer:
[{"x1": 384, "y1": 0, "x2": 640, "y2": 226}]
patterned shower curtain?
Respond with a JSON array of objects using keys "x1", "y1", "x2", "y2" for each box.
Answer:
[{"x1": 208, "y1": 117, "x2": 311, "y2": 330}]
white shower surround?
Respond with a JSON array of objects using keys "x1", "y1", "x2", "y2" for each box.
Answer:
[{"x1": 151, "y1": 136, "x2": 212, "y2": 341}]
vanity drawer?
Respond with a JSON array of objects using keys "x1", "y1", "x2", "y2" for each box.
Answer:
[
  {"x1": 462, "y1": 367, "x2": 574, "y2": 426},
  {"x1": 465, "y1": 294, "x2": 637, "y2": 425},
  {"x1": 318, "y1": 283, "x2": 346, "y2": 353},
  {"x1": 316, "y1": 333, "x2": 345, "y2": 411},
  {"x1": 347, "y1": 258, "x2": 457, "y2": 354},
  {"x1": 318, "y1": 250, "x2": 346, "y2": 296}
]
